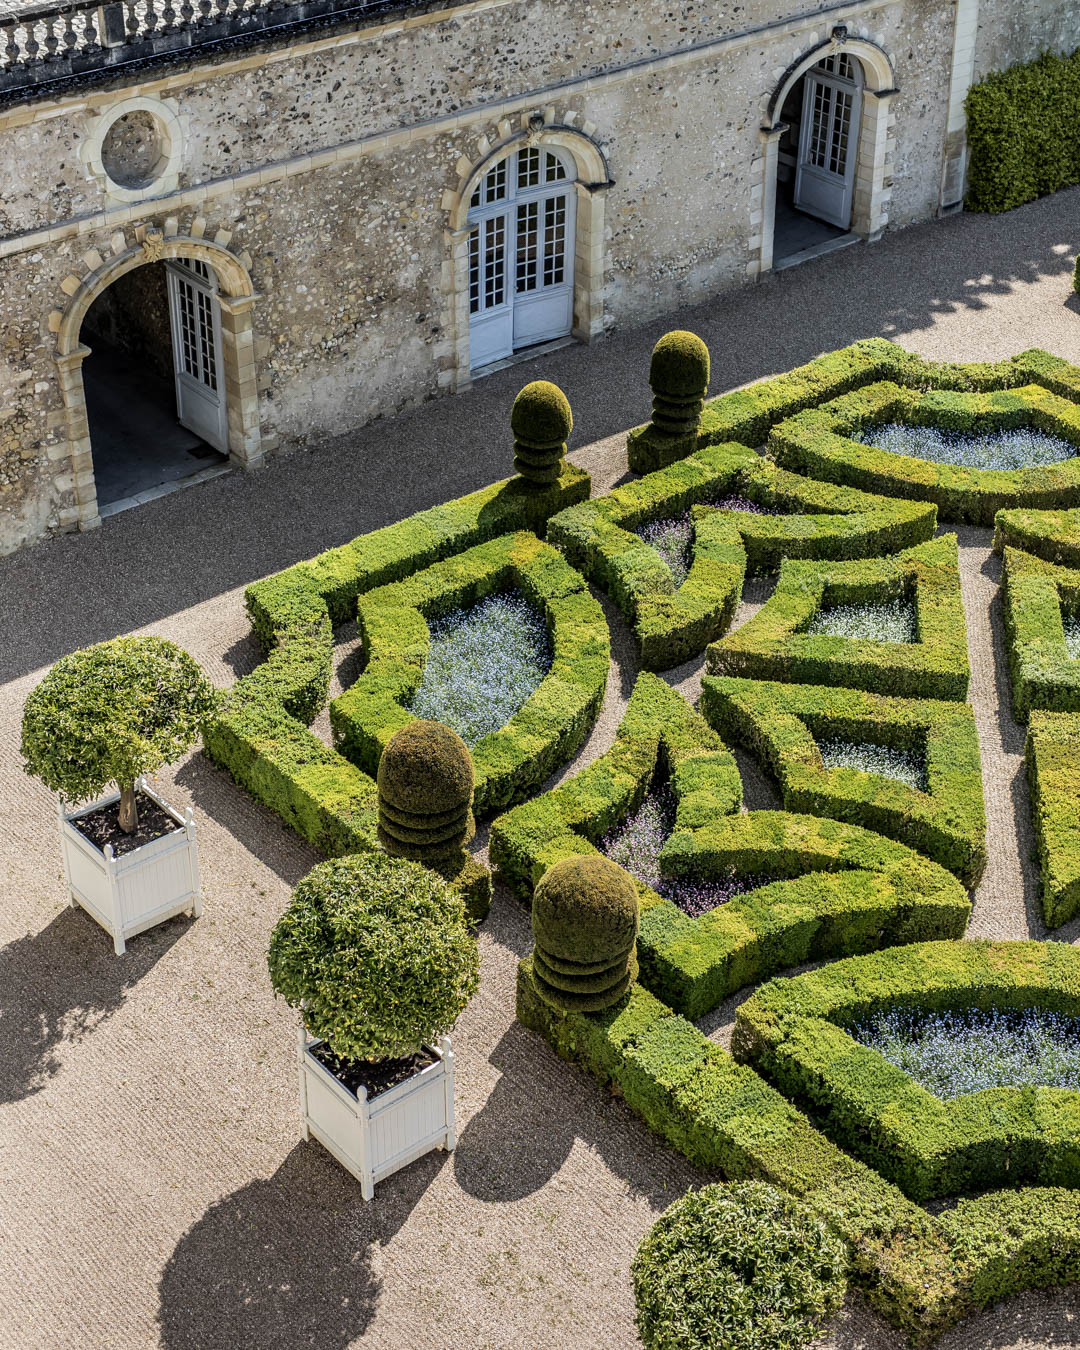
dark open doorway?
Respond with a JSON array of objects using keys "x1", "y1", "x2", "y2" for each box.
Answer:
[{"x1": 80, "y1": 261, "x2": 228, "y2": 512}]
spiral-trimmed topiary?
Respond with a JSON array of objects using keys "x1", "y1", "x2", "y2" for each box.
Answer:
[
  {"x1": 531, "y1": 854, "x2": 639, "y2": 1011},
  {"x1": 511, "y1": 380, "x2": 573, "y2": 484},
  {"x1": 648, "y1": 330, "x2": 710, "y2": 439}
]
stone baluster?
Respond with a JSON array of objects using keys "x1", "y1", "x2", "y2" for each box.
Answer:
[
  {"x1": 22, "y1": 17, "x2": 40, "y2": 61},
  {"x1": 160, "y1": 0, "x2": 177, "y2": 32},
  {"x1": 82, "y1": 7, "x2": 100, "y2": 51},
  {"x1": 142, "y1": 0, "x2": 158, "y2": 37},
  {"x1": 60, "y1": 9, "x2": 79, "y2": 56},
  {"x1": 42, "y1": 14, "x2": 60, "y2": 59},
  {"x1": 179, "y1": 0, "x2": 194, "y2": 23},
  {"x1": 3, "y1": 20, "x2": 21, "y2": 70}
]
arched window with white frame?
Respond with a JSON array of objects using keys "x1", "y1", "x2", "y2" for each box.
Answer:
[{"x1": 467, "y1": 145, "x2": 577, "y2": 369}]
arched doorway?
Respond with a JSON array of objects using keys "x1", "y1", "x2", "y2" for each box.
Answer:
[
  {"x1": 55, "y1": 231, "x2": 263, "y2": 531},
  {"x1": 466, "y1": 145, "x2": 578, "y2": 369},
  {"x1": 758, "y1": 35, "x2": 898, "y2": 274},
  {"x1": 79, "y1": 256, "x2": 228, "y2": 510}
]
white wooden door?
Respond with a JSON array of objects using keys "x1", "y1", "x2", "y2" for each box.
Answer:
[
  {"x1": 468, "y1": 148, "x2": 576, "y2": 369},
  {"x1": 794, "y1": 54, "x2": 862, "y2": 229},
  {"x1": 166, "y1": 259, "x2": 228, "y2": 452}
]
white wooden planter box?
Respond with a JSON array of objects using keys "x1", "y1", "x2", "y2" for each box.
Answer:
[
  {"x1": 297, "y1": 1028, "x2": 456, "y2": 1200},
  {"x1": 58, "y1": 776, "x2": 201, "y2": 956}
]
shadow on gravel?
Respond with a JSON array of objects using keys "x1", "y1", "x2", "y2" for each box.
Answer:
[
  {"x1": 157, "y1": 1141, "x2": 437, "y2": 1350},
  {"x1": 0, "y1": 904, "x2": 185, "y2": 1103}
]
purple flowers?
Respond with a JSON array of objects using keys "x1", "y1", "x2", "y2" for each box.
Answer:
[
  {"x1": 598, "y1": 777, "x2": 773, "y2": 918},
  {"x1": 634, "y1": 497, "x2": 774, "y2": 588},
  {"x1": 851, "y1": 1005, "x2": 1080, "y2": 1099}
]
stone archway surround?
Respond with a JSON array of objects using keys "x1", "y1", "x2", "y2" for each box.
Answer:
[
  {"x1": 52, "y1": 223, "x2": 263, "y2": 532},
  {"x1": 440, "y1": 111, "x2": 613, "y2": 392},
  {"x1": 754, "y1": 33, "x2": 899, "y2": 276}
]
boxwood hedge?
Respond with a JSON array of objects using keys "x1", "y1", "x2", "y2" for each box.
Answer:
[
  {"x1": 734, "y1": 940, "x2": 1080, "y2": 1202},
  {"x1": 1002, "y1": 545, "x2": 1080, "y2": 720},
  {"x1": 771, "y1": 381, "x2": 1080, "y2": 525},
  {"x1": 994, "y1": 505, "x2": 1080, "y2": 568},
  {"x1": 516, "y1": 956, "x2": 1080, "y2": 1344},
  {"x1": 701, "y1": 675, "x2": 986, "y2": 886},
  {"x1": 1026, "y1": 711, "x2": 1080, "y2": 929},
  {"x1": 330, "y1": 531, "x2": 609, "y2": 817},
  {"x1": 708, "y1": 534, "x2": 970, "y2": 701}
]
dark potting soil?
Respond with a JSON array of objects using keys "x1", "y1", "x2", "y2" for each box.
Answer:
[
  {"x1": 73, "y1": 792, "x2": 181, "y2": 857},
  {"x1": 311, "y1": 1043, "x2": 439, "y2": 1101}
]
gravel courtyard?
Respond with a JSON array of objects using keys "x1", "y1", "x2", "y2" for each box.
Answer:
[{"x1": 2, "y1": 192, "x2": 1080, "y2": 1350}]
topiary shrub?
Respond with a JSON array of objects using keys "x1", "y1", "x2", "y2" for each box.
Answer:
[
  {"x1": 511, "y1": 380, "x2": 573, "y2": 484},
  {"x1": 649, "y1": 331, "x2": 711, "y2": 439},
  {"x1": 631, "y1": 1181, "x2": 847, "y2": 1350},
  {"x1": 267, "y1": 852, "x2": 479, "y2": 1062},
  {"x1": 531, "y1": 854, "x2": 639, "y2": 1011},
  {"x1": 21, "y1": 635, "x2": 215, "y2": 834}
]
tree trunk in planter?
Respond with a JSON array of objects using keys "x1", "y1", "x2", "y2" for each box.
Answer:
[{"x1": 118, "y1": 782, "x2": 138, "y2": 833}]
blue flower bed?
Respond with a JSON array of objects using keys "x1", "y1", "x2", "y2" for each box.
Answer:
[
  {"x1": 599, "y1": 775, "x2": 772, "y2": 917},
  {"x1": 635, "y1": 497, "x2": 772, "y2": 588},
  {"x1": 806, "y1": 600, "x2": 917, "y2": 643},
  {"x1": 818, "y1": 739, "x2": 926, "y2": 791},
  {"x1": 856, "y1": 423, "x2": 1076, "y2": 472},
  {"x1": 851, "y1": 1005, "x2": 1080, "y2": 1098},
  {"x1": 409, "y1": 591, "x2": 552, "y2": 745}
]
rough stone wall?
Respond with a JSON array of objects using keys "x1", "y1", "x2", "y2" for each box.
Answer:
[
  {"x1": 974, "y1": 0, "x2": 1080, "y2": 80},
  {"x1": 0, "y1": 0, "x2": 1036, "y2": 554}
]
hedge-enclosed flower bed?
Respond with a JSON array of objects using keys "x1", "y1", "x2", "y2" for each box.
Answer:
[
  {"x1": 1002, "y1": 545, "x2": 1080, "y2": 721},
  {"x1": 330, "y1": 531, "x2": 609, "y2": 817}
]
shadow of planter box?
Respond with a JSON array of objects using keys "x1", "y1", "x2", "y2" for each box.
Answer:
[
  {"x1": 297, "y1": 1029, "x2": 455, "y2": 1201},
  {"x1": 59, "y1": 776, "x2": 201, "y2": 956}
]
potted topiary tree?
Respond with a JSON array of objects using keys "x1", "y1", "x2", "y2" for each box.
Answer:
[
  {"x1": 268, "y1": 851, "x2": 480, "y2": 1199},
  {"x1": 21, "y1": 635, "x2": 216, "y2": 955}
]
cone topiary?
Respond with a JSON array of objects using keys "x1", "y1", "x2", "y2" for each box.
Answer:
[
  {"x1": 377, "y1": 720, "x2": 492, "y2": 922},
  {"x1": 531, "y1": 854, "x2": 639, "y2": 1011},
  {"x1": 647, "y1": 330, "x2": 710, "y2": 439},
  {"x1": 511, "y1": 380, "x2": 573, "y2": 484}
]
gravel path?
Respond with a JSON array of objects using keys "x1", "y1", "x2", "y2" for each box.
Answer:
[{"x1": 2, "y1": 191, "x2": 1080, "y2": 1350}]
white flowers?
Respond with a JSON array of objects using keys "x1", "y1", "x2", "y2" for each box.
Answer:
[
  {"x1": 856, "y1": 422, "x2": 1075, "y2": 472},
  {"x1": 818, "y1": 739, "x2": 926, "y2": 790},
  {"x1": 807, "y1": 601, "x2": 917, "y2": 644}
]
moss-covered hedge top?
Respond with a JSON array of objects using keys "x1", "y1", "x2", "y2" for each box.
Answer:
[
  {"x1": 511, "y1": 379, "x2": 573, "y2": 448},
  {"x1": 649, "y1": 330, "x2": 711, "y2": 399},
  {"x1": 377, "y1": 719, "x2": 474, "y2": 816},
  {"x1": 533, "y1": 854, "x2": 639, "y2": 964}
]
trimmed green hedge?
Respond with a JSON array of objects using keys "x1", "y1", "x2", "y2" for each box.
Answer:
[
  {"x1": 548, "y1": 446, "x2": 937, "y2": 670},
  {"x1": 330, "y1": 532, "x2": 609, "y2": 817},
  {"x1": 1002, "y1": 545, "x2": 1080, "y2": 720},
  {"x1": 489, "y1": 670, "x2": 742, "y2": 900},
  {"x1": 701, "y1": 676, "x2": 986, "y2": 886},
  {"x1": 626, "y1": 337, "x2": 1080, "y2": 473},
  {"x1": 708, "y1": 535, "x2": 970, "y2": 701},
  {"x1": 517, "y1": 957, "x2": 1080, "y2": 1343},
  {"x1": 1027, "y1": 711, "x2": 1080, "y2": 928},
  {"x1": 771, "y1": 381, "x2": 1080, "y2": 525},
  {"x1": 205, "y1": 468, "x2": 588, "y2": 853},
  {"x1": 994, "y1": 506, "x2": 1080, "y2": 567},
  {"x1": 734, "y1": 940, "x2": 1080, "y2": 1203},
  {"x1": 965, "y1": 47, "x2": 1080, "y2": 214}
]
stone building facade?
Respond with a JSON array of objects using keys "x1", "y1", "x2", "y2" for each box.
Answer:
[{"x1": 0, "y1": 0, "x2": 1075, "y2": 553}]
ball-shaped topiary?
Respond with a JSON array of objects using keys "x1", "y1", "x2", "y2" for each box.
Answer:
[
  {"x1": 21, "y1": 635, "x2": 215, "y2": 833},
  {"x1": 531, "y1": 854, "x2": 639, "y2": 1011},
  {"x1": 267, "y1": 852, "x2": 480, "y2": 1062},
  {"x1": 648, "y1": 330, "x2": 710, "y2": 438},
  {"x1": 377, "y1": 720, "x2": 475, "y2": 859},
  {"x1": 632, "y1": 1181, "x2": 847, "y2": 1350},
  {"x1": 511, "y1": 380, "x2": 573, "y2": 484}
]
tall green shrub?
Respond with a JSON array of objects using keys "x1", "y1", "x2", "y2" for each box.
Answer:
[{"x1": 965, "y1": 48, "x2": 1080, "y2": 213}]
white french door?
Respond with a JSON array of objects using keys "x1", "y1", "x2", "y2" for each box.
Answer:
[
  {"x1": 468, "y1": 147, "x2": 577, "y2": 369},
  {"x1": 794, "y1": 53, "x2": 863, "y2": 229},
  {"x1": 166, "y1": 258, "x2": 228, "y2": 452}
]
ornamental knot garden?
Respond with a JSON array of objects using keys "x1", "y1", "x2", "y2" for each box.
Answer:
[{"x1": 79, "y1": 333, "x2": 1080, "y2": 1342}]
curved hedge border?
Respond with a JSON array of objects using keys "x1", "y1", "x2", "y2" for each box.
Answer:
[
  {"x1": 994, "y1": 505, "x2": 1080, "y2": 568},
  {"x1": 734, "y1": 940, "x2": 1080, "y2": 1203},
  {"x1": 708, "y1": 534, "x2": 970, "y2": 701},
  {"x1": 1002, "y1": 545, "x2": 1080, "y2": 721},
  {"x1": 516, "y1": 959, "x2": 1080, "y2": 1343},
  {"x1": 1027, "y1": 711, "x2": 1080, "y2": 929},
  {"x1": 330, "y1": 531, "x2": 609, "y2": 817},
  {"x1": 548, "y1": 447, "x2": 937, "y2": 670},
  {"x1": 204, "y1": 469, "x2": 587, "y2": 853},
  {"x1": 701, "y1": 675, "x2": 986, "y2": 886},
  {"x1": 626, "y1": 337, "x2": 1080, "y2": 474},
  {"x1": 771, "y1": 381, "x2": 1080, "y2": 525}
]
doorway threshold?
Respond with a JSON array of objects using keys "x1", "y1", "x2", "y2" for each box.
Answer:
[
  {"x1": 98, "y1": 460, "x2": 234, "y2": 519},
  {"x1": 471, "y1": 335, "x2": 577, "y2": 380},
  {"x1": 773, "y1": 232, "x2": 861, "y2": 272}
]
